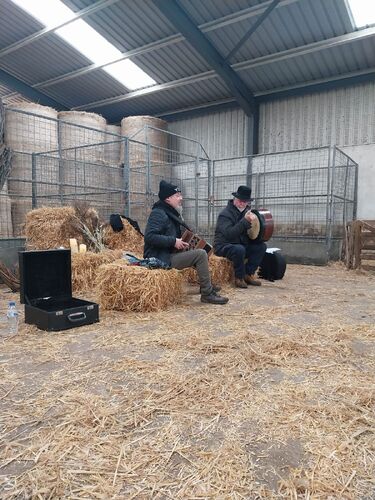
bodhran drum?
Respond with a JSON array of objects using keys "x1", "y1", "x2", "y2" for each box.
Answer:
[{"x1": 247, "y1": 209, "x2": 274, "y2": 242}]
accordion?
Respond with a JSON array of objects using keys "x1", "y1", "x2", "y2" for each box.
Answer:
[{"x1": 181, "y1": 230, "x2": 213, "y2": 256}]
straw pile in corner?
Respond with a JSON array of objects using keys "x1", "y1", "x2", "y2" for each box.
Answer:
[
  {"x1": 71, "y1": 250, "x2": 122, "y2": 293},
  {"x1": 183, "y1": 255, "x2": 234, "y2": 285},
  {"x1": 103, "y1": 218, "x2": 144, "y2": 254},
  {"x1": 96, "y1": 260, "x2": 183, "y2": 312}
]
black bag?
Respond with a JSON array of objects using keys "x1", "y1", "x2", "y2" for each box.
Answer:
[
  {"x1": 258, "y1": 251, "x2": 286, "y2": 281},
  {"x1": 109, "y1": 214, "x2": 143, "y2": 236}
]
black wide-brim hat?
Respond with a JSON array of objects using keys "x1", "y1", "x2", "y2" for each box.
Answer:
[{"x1": 232, "y1": 185, "x2": 253, "y2": 202}]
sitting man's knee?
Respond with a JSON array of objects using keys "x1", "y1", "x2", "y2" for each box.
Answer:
[
  {"x1": 233, "y1": 245, "x2": 246, "y2": 258},
  {"x1": 195, "y1": 248, "x2": 208, "y2": 260}
]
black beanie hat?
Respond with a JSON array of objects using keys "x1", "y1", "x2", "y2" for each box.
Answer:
[{"x1": 158, "y1": 180, "x2": 181, "y2": 201}]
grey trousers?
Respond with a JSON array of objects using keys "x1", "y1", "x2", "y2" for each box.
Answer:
[{"x1": 170, "y1": 249, "x2": 212, "y2": 295}]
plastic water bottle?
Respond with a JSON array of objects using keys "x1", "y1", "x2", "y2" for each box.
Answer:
[{"x1": 6, "y1": 301, "x2": 19, "y2": 337}]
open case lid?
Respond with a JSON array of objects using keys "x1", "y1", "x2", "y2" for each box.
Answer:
[{"x1": 19, "y1": 249, "x2": 72, "y2": 304}]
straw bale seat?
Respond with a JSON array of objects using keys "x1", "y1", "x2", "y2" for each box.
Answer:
[
  {"x1": 96, "y1": 260, "x2": 184, "y2": 312},
  {"x1": 182, "y1": 255, "x2": 234, "y2": 286}
]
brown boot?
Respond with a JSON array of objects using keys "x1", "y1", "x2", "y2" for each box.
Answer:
[
  {"x1": 235, "y1": 278, "x2": 248, "y2": 288},
  {"x1": 245, "y1": 274, "x2": 262, "y2": 286}
]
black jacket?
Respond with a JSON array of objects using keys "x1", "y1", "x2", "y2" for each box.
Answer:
[
  {"x1": 143, "y1": 200, "x2": 183, "y2": 265},
  {"x1": 214, "y1": 200, "x2": 252, "y2": 250}
]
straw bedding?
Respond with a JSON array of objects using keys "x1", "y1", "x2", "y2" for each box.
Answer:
[
  {"x1": 71, "y1": 250, "x2": 122, "y2": 293},
  {"x1": 96, "y1": 259, "x2": 184, "y2": 312},
  {"x1": 0, "y1": 264, "x2": 374, "y2": 498},
  {"x1": 103, "y1": 218, "x2": 144, "y2": 254},
  {"x1": 183, "y1": 254, "x2": 234, "y2": 285}
]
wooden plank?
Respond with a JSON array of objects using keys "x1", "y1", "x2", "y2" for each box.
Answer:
[
  {"x1": 362, "y1": 221, "x2": 375, "y2": 232},
  {"x1": 362, "y1": 242, "x2": 375, "y2": 250},
  {"x1": 361, "y1": 252, "x2": 375, "y2": 260}
]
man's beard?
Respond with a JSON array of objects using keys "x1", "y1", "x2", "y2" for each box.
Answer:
[
  {"x1": 237, "y1": 206, "x2": 246, "y2": 212},
  {"x1": 175, "y1": 205, "x2": 183, "y2": 215}
]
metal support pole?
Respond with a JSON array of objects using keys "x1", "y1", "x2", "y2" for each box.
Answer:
[
  {"x1": 195, "y1": 143, "x2": 200, "y2": 232},
  {"x1": 207, "y1": 159, "x2": 212, "y2": 240},
  {"x1": 31, "y1": 153, "x2": 37, "y2": 209},
  {"x1": 342, "y1": 157, "x2": 349, "y2": 227},
  {"x1": 57, "y1": 120, "x2": 63, "y2": 204},
  {"x1": 326, "y1": 146, "x2": 336, "y2": 255},
  {"x1": 246, "y1": 156, "x2": 253, "y2": 190},
  {"x1": 145, "y1": 125, "x2": 152, "y2": 216},
  {"x1": 353, "y1": 161, "x2": 358, "y2": 220},
  {"x1": 123, "y1": 137, "x2": 130, "y2": 217}
]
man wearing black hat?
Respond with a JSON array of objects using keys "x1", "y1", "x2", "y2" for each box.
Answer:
[
  {"x1": 143, "y1": 180, "x2": 229, "y2": 305},
  {"x1": 214, "y1": 185, "x2": 266, "y2": 288}
]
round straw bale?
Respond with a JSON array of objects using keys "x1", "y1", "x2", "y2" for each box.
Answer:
[
  {"x1": 71, "y1": 250, "x2": 122, "y2": 293},
  {"x1": 103, "y1": 217, "x2": 144, "y2": 254},
  {"x1": 183, "y1": 255, "x2": 234, "y2": 285},
  {"x1": 96, "y1": 260, "x2": 184, "y2": 312}
]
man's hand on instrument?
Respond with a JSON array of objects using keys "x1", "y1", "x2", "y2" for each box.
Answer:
[
  {"x1": 174, "y1": 238, "x2": 190, "y2": 250},
  {"x1": 245, "y1": 210, "x2": 256, "y2": 222}
]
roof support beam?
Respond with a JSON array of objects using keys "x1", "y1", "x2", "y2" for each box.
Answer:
[
  {"x1": 156, "y1": 69, "x2": 375, "y2": 120},
  {"x1": 225, "y1": 0, "x2": 280, "y2": 62},
  {"x1": 73, "y1": 26, "x2": 375, "y2": 111},
  {"x1": 256, "y1": 69, "x2": 375, "y2": 102},
  {"x1": 152, "y1": 0, "x2": 256, "y2": 116},
  {"x1": 0, "y1": 69, "x2": 67, "y2": 109},
  {"x1": 0, "y1": 0, "x2": 120, "y2": 59},
  {"x1": 29, "y1": 0, "x2": 298, "y2": 90}
]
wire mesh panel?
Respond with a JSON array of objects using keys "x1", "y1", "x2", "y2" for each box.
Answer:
[
  {"x1": 211, "y1": 147, "x2": 357, "y2": 246},
  {"x1": 1, "y1": 103, "x2": 358, "y2": 253}
]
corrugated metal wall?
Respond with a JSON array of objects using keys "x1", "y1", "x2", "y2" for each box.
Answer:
[
  {"x1": 168, "y1": 108, "x2": 248, "y2": 159},
  {"x1": 259, "y1": 82, "x2": 375, "y2": 153}
]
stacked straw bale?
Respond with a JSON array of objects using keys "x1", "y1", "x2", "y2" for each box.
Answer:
[
  {"x1": 71, "y1": 250, "x2": 122, "y2": 293},
  {"x1": 96, "y1": 259, "x2": 184, "y2": 312},
  {"x1": 103, "y1": 217, "x2": 144, "y2": 254},
  {"x1": 5, "y1": 102, "x2": 59, "y2": 235},
  {"x1": 183, "y1": 255, "x2": 234, "y2": 286},
  {"x1": 25, "y1": 206, "x2": 85, "y2": 250}
]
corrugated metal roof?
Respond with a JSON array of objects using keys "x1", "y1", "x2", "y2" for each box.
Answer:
[
  {"x1": 89, "y1": 77, "x2": 230, "y2": 122},
  {"x1": 0, "y1": 0, "x2": 372, "y2": 120},
  {"x1": 205, "y1": 0, "x2": 352, "y2": 64}
]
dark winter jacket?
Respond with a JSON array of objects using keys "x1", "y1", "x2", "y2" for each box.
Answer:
[
  {"x1": 214, "y1": 200, "x2": 252, "y2": 250},
  {"x1": 143, "y1": 200, "x2": 183, "y2": 266}
]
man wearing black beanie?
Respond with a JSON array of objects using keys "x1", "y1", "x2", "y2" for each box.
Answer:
[{"x1": 143, "y1": 180, "x2": 229, "y2": 305}]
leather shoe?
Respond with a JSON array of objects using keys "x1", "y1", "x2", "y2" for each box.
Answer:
[
  {"x1": 201, "y1": 290, "x2": 229, "y2": 305},
  {"x1": 245, "y1": 274, "x2": 262, "y2": 286},
  {"x1": 235, "y1": 278, "x2": 248, "y2": 288}
]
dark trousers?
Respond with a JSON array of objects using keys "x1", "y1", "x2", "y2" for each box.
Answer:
[
  {"x1": 170, "y1": 249, "x2": 212, "y2": 295},
  {"x1": 215, "y1": 242, "x2": 267, "y2": 279}
]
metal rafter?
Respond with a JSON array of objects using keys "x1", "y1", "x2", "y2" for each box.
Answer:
[
  {"x1": 152, "y1": 0, "x2": 256, "y2": 115},
  {"x1": 0, "y1": 69, "x2": 67, "y2": 109},
  {"x1": 225, "y1": 0, "x2": 281, "y2": 62},
  {"x1": 72, "y1": 26, "x2": 375, "y2": 111},
  {"x1": 0, "y1": 0, "x2": 120, "y2": 59},
  {"x1": 156, "y1": 69, "x2": 375, "y2": 120},
  {"x1": 27, "y1": 0, "x2": 298, "y2": 90}
]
